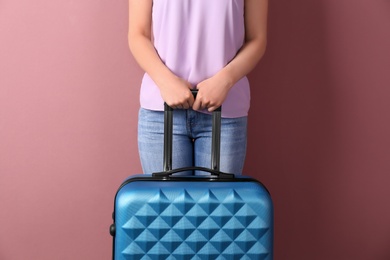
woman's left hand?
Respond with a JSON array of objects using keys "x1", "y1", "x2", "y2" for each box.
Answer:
[{"x1": 192, "y1": 71, "x2": 233, "y2": 112}]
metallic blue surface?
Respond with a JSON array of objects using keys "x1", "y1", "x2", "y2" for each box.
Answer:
[{"x1": 114, "y1": 176, "x2": 273, "y2": 259}]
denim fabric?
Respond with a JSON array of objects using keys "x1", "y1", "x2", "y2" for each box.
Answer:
[{"x1": 138, "y1": 108, "x2": 247, "y2": 175}]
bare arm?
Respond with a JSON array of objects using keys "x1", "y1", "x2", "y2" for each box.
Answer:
[
  {"x1": 128, "y1": 0, "x2": 194, "y2": 109},
  {"x1": 193, "y1": 0, "x2": 269, "y2": 112}
]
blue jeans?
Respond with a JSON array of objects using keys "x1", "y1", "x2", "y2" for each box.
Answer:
[{"x1": 138, "y1": 108, "x2": 247, "y2": 175}]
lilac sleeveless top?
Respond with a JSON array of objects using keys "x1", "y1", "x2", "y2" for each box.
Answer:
[{"x1": 140, "y1": 0, "x2": 250, "y2": 118}]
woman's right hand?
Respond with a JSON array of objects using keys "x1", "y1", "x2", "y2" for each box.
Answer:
[
  {"x1": 128, "y1": 0, "x2": 194, "y2": 110},
  {"x1": 159, "y1": 77, "x2": 194, "y2": 109}
]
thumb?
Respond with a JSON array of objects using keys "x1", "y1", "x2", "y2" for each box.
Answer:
[{"x1": 192, "y1": 97, "x2": 201, "y2": 110}]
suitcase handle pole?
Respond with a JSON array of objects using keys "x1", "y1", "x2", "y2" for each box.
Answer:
[
  {"x1": 191, "y1": 90, "x2": 221, "y2": 171},
  {"x1": 163, "y1": 103, "x2": 173, "y2": 172},
  {"x1": 157, "y1": 90, "x2": 234, "y2": 178},
  {"x1": 211, "y1": 107, "x2": 221, "y2": 171}
]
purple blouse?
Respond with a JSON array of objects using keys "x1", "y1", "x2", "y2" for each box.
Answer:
[{"x1": 140, "y1": 0, "x2": 250, "y2": 118}]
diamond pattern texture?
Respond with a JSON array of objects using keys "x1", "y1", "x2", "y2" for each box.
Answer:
[{"x1": 115, "y1": 180, "x2": 273, "y2": 259}]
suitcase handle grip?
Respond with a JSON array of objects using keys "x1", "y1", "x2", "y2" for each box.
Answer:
[
  {"x1": 155, "y1": 90, "x2": 234, "y2": 178},
  {"x1": 153, "y1": 166, "x2": 234, "y2": 179}
]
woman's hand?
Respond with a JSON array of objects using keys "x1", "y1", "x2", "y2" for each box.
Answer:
[
  {"x1": 192, "y1": 71, "x2": 233, "y2": 112},
  {"x1": 128, "y1": 0, "x2": 194, "y2": 110},
  {"x1": 159, "y1": 77, "x2": 194, "y2": 109}
]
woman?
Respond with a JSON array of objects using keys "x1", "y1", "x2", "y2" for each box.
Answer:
[{"x1": 128, "y1": 0, "x2": 268, "y2": 174}]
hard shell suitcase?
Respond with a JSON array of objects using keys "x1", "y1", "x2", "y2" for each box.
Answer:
[{"x1": 110, "y1": 99, "x2": 274, "y2": 259}]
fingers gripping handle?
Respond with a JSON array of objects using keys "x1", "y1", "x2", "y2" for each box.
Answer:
[{"x1": 158, "y1": 90, "x2": 232, "y2": 178}]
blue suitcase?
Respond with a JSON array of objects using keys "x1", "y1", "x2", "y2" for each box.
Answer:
[{"x1": 110, "y1": 101, "x2": 274, "y2": 259}]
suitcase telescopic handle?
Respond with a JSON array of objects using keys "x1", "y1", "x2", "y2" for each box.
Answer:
[{"x1": 152, "y1": 90, "x2": 234, "y2": 179}]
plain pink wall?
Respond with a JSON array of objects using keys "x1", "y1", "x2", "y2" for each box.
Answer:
[{"x1": 0, "y1": 0, "x2": 389, "y2": 259}]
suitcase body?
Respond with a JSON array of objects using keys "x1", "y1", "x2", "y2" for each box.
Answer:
[
  {"x1": 110, "y1": 96, "x2": 273, "y2": 259},
  {"x1": 111, "y1": 174, "x2": 273, "y2": 259}
]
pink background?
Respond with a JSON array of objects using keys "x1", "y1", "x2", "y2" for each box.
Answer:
[{"x1": 1, "y1": 0, "x2": 389, "y2": 259}]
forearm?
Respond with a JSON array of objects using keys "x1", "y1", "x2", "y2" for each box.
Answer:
[
  {"x1": 218, "y1": 36, "x2": 267, "y2": 89},
  {"x1": 193, "y1": 37, "x2": 266, "y2": 111},
  {"x1": 217, "y1": 0, "x2": 268, "y2": 89},
  {"x1": 128, "y1": 34, "x2": 178, "y2": 89},
  {"x1": 128, "y1": 34, "x2": 194, "y2": 108}
]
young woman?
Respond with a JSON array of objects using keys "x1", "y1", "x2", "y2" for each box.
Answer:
[{"x1": 128, "y1": 0, "x2": 268, "y2": 174}]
